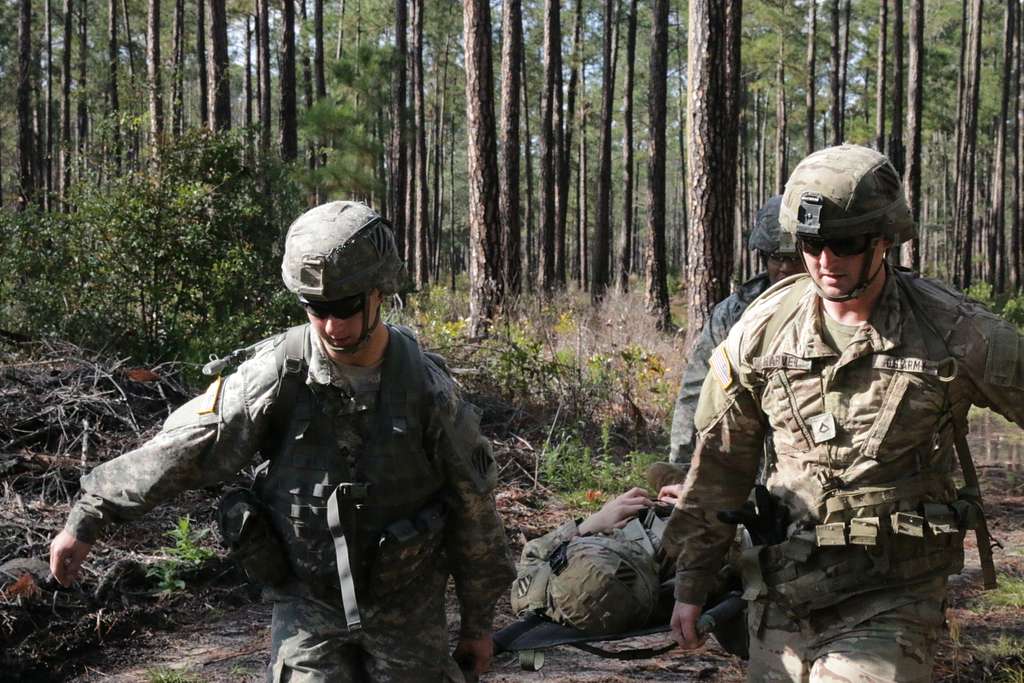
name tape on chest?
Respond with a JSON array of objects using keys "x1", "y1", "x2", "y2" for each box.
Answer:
[
  {"x1": 872, "y1": 355, "x2": 957, "y2": 380},
  {"x1": 752, "y1": 354, "x2": 814, "y2": 372},
  {"x1": 709, "y1": 347, "x2": 734, "y2": 390}
]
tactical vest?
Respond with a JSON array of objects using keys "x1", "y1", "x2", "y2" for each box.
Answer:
[
  {"x1": 257, "y1": 324, "x2": 447, "y2": 620},
  {"x1": 741, "y1": 271, "x2": 986, "y2": 614}
]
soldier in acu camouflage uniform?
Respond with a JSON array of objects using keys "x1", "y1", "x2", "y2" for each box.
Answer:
[
  {"x1": 670, "y1": 195, "x2": 803, "y2": 465},
  {"x1": 667, "y1": 144, "x2": 1024, "y2": 681},
  {"x1": 49, "y1": 201, "x2": 515, "y2": 682}
]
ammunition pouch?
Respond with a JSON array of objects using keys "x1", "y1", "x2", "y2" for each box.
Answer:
[
  {"x1": 369, "y1": 500, "x2": 447, "y2": 598},
  {"x1": 218, "y1": 487, "x2": 290, "y2": 587}
]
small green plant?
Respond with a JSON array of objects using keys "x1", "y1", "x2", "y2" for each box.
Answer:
[
  {"x1": 145, "y1": 669, "x2": 205, "y2": 683},
  {"x1": 966, "y1": 282, "x2": 996, "y2": 308},
  {"x1": 146, "y1": 516, "x2": 217, "y2": 594},
  {"x1": 540, "y1": 431, "x2": 662, "y2": 510}
]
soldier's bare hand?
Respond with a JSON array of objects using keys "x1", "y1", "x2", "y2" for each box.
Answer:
[
  {"x1": 49, "y1": 529, "x2": 92, "y2": 587},
  {"x1": 453, "y1": 635, "x2": 493, "y2": 678},
  {"x1": 578, "y1": 487, "x2": 653, "y2": 535},
  {"x1": 658, "y1": 484, "x2": 686, "y2": 507},
  {"x1": 670, "y1": 601, "x2": 706, "y2": 651}
]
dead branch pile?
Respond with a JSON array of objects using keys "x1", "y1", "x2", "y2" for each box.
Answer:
[{"x1": 1, "y1": 341, "x2": 190, "y2": 472}]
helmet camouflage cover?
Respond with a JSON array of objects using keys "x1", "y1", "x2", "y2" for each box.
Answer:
[
  {"x1": 281, "y1": 201, "x2": 408, "y2": 301},
  {"x1": 747, "y1": 195, "x2": 796, "y2": 256},
  {"x1": 779, "y1": 144, "x2": 915, "y2": 245}
]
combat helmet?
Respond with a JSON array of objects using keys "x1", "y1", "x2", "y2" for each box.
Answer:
[
  {"x1": 779, "y1": 144, "x2": 913, "y2": 301},
  {"x1": 747, "y1": 195, "x2": 796, "y2": 258},
  {"x1": 282, "y1": 201, "x2": 408, "y2": 352},
  {"x1": 547, "y1": 531, "x2": 660, "y2": 635}
]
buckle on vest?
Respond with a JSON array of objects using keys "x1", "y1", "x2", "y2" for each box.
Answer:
[{"x1": 335, "y1": 482, "x2": 371, "y2": 500}]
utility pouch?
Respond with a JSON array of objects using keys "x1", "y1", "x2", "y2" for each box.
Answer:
[
  {"x1": 370, "y1": 500, "x2": 447, "y2": 597},
  {"x1": 217, "y1": 487, "x2": 290, "y2": 587}
]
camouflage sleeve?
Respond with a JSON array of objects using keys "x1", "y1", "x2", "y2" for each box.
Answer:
[
  {"x1": 670, "y1": 296, "x2": 744, "y2": 464},
  {"x1": 424, "y1": 356, "x2": 516, "y2": 639},
  {"x1": 665, "y1": 333, "x2": 765, "y2": 606},
  {"x1": 64, "y1": 347, "x2": 282, "y2": 544},
  {"x1": 953, "y1": 307, "x2": 1024, "y2": 428}
]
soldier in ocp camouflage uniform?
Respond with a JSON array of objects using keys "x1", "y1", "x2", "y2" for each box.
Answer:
[
  {"x1": 49, "y1": 201, "x2": 515, "y2": 682},
  {"x1": 670, "y1": 195, "x2": 803, "y2": 465},
  {"x1": 667, "y1": 145, "x2": 1024, "y2": 681}
]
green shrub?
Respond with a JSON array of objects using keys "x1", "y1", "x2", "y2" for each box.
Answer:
[{"x1": 146, "y1": 516, "x2": 217, "y2": 594}]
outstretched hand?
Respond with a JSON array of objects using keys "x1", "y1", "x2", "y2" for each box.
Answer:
[
  {"x1": 49, "y1": 529, "x2": 92, "y2": 587},
  {"x1": 578, "y1": 487, "x2": 654, "y2": 535}
]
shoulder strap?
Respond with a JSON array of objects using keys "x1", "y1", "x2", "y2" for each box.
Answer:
[
  {"x1": 750, "y1": 279, "x2": 812, "y2": 361},
  {"x1": 270, "y1": 324, "x2": 310, "y2": 435}
]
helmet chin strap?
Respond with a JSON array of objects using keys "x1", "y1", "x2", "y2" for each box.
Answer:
[
  {"x1": 320, "y1": 294, "x2": 382, "y2": 355},
  {"x1": 810, "y1": 241, "x2": 886, "y2": 303}
]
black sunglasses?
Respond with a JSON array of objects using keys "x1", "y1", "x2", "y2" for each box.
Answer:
[
  {"x1": 798, "y1": 234, "x2": 876, "y2": 258},
  {"x1": 302, "y1": 293, "x2": 366, "y2": 320}
]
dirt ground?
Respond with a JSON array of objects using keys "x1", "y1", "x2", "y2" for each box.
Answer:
[{"x1": 2, "y1": 353, "x2": 1023, "y2": 682}]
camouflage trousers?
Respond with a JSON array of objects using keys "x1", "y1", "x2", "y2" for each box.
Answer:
[
  {"x1": 745, "y1": 585, "x2": 946, "y2": 682},
  {"x1": 266, "y1": 585, "x2": 465, "y2": 683}
]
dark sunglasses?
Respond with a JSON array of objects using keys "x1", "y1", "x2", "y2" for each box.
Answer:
[
  {"x1": 767, "y1": 252, "x2": 802, "y2": 264},
  {"x1": 798, "y1": 234, "x2": 876, "y2": 258},
  {"x1": 302, "y1": 293, "x2": 366, "y2": 320}
]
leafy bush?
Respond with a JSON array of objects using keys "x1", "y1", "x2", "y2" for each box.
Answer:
[{"x1": 0, "y1": 130, "x2": 304, "y2": 365}]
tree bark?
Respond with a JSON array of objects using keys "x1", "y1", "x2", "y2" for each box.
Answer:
[
  {"x1": 838, "y1": 0, "x2": 851, "y2": 141},
  {"x1": 889, "y1": 0, "x2": 904, "y2": 175},
  {"x1": 314, "y1": 0, "x2": 326, "y2": 99},
  {"x1": 499, "y1": 0, "x2": 523, "y2": 296},
  {"x1": 197, "y1": 0, "x2": 208, "y2": 128},
  {"x1": 902, "y1": 0, "x2": 924, "y2": 271},
  {"x1": 60, "y1": 0, "x2": 72, "y2": 199},
  {"x1": 245, "y1": 15, "x2": 253, "y2": 158},
  {"x1": 412, "y1": 0, "x2": 429, "y2": 289},
  {"x1": 875, "y1": 0, "x2": 887, "y2": 153},
  {"x1": 829, "y1": 0, "x2": 841, "y2": 146},
  {"x1": 538, "y1": 0, "x2": 561, "y2": 294},
  {"x1": 146, "y1": 0, "x2": 164, "y2": 148},
  {"x1": 463, "y1": 0, "x2": 503, "y2": 336},
  {"x1": 280, "y1": 0, "x2": 298, "y2": 160},
  {"x1": 683, "y1": 0, "x2": 742, "y2": 345},
  {"x1": 647, "y1": 0, "x2": 680, "y2": 331},
  {"x1": 805, "y1": 0, "x2": 816, "y2": 154},
  {"x1": 592, "y1": 0, "x2": 618, "y2": 302},
  {"x1": 388, "y1": 0, "x2": 407, "y2": 256},
  {"x1": 522, "y1": 51, "x2": 536, "y2": 291},
  {"x1": 17, "y1": 0, "x2": 35, "y2": 209},
  {"x1": 774, "y1": 35, "x2": 787, "y2": 194},
  {"x1": 171, "y1": 0, "x2": 185, "y2": 136},
  {"x1": 953, "y1": 0, "x2": 983, "y2": 290},
  {"x1": 77, "y1": 0, "x2": 88, "y2": 164},
  {"x1": 1015, "y1": 0, "x2": 1023, "y2": 291},
  {"x1": 992, "y1": 0, "x2": 1014, "y2": 292},
  {"x1": 558, "y1": 0, "x2": 582, "y2": 289},
  {"x1": 45, "y1": 0, "x2": 55, "y2": 201},
  {"x1": 258, "y1": 0, "x2": 271, "y2": 154},
  {"x1": 208, "y1": 0, "x2": 231, "y2": 130},
  {"x1": 616, "y1": 0, "x2": 638, "y2": 292}
]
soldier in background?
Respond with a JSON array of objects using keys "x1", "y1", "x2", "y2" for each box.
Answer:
[
  {"x1": 669, "y1": 195, "x2": 804, "y2": 465},
  {"x1": 49, "y1": 201, "x2": 515, "y2": 682},
  {"x1": 668, "y1": 145, "x2": 1024, "y2": 680}
]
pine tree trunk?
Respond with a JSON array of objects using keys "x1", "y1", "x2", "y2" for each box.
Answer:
[
  {"x1": 838, "y1": 0, "x2": 851, "y2": 141},
  {"x1": 647, "y1": 0, "x2": 681, "y2": 331},
  {"x1": 829, "y1": 0, "x2": 841, "y2": 146},
  {"x1": 805, "y1": 0, "x2": 816, "y2": 154},
  {"x1": 954, "y1": 0, "x2": 983, "y2": 290},
  {"x1": 388, "y1": 0, "x2": 407, "y2": 255},
  {"x1": 499, "y1": 0, "x2": 522, "y2": 296},
  {"x1": 77, "y1": 0, "x2": 88, "y2": 167},
  {"x1": 1014, "y1": 1, "x2": 1023, "y2": 291},
  {"x1": 314, "y1": 0, "x2": 326, "y2": 99},
  {"x1": 875, "y1": 0, "x2": 887, "y2": 153},
  {"x1": 45, "y1": 0, "x2": 55, "y2": 202},
  {"x1": 258, "y1": 0, "x2": 271, "y2": 154},
  {"x1": 616, "y1": 0, "x2": 637, "y2": 292},
  {"x1": 592, "y1": 0, "x2": 618, "y2": 302},
  {"x1": 147, "y1": 0, "x2": 163, "y2": 149},
  {"x1": 208, "y1": 0, "x2": 231, "y2": 130},
  {"x1": 683, "y1": 0, "x2": 741, "y2": 344},
  {"x1": 60, "y1": 0, "x2": 72, "y2": 200},
  {"x1": 993, "y1": 0, "x2": 1014, "y2": 292},
  {"x1": 463, "y1": 0, "x2": 502, "y2": 336},
  {"x1": 522, "y1": 52, "x2": 536, "y2": 292},
  {"x1": 171, "y1": 0, "x2": 184, "y2": 136},
  {"x1": 17, "y1": 0, "x2": 35, "y2": 209},
  {"x1": 774, "y1": 36, "x2": 787, "y2": 194},
  {"x1": 889, "y1": 0, "x2": 904, "y2": 175},
  {"x1": 279, "y1": 0, "x2": 298, "y2": 160},
  {"x1": 412, "y1": 0, "x2": 429, "y2": 289},
  {"x1": 244, "y1": 15, "x2": 253, "y2": 159},
  {"x1": 197, "y1": 0, "x2": 208, "y2": 128},
  {"x1": 538, "y1": 0, "x2": 561, "y2": 294},
  {"x1": 903, "y1": 0, "x2": 924, "y2": 271}
]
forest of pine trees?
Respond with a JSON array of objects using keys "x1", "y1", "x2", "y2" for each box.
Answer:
[{"x1": 1, "y1": 0, "x2": 1023, "y2": 348}]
